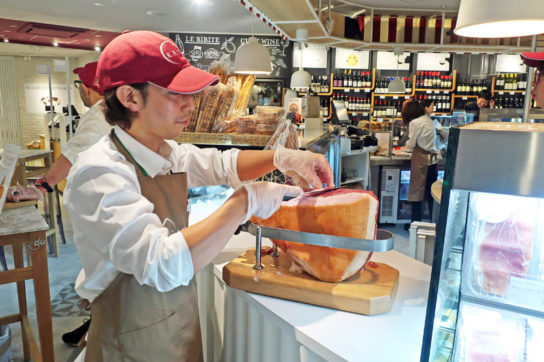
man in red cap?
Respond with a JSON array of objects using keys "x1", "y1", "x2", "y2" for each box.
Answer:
[
  {"x1": 31, "y1": 61, "x2": 110, "y2": 196},
  {"x1": 64, "y1": 30, "x2": 333, "y2": 361},
  {"x1": 521, "y1": 52, "x2": 544, "y2": 108}
]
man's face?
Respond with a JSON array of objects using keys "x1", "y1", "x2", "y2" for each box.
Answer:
[
  {"x1": 477, "y1": 97, "x2": 489, "y2": 108},
  {"x1": 135, "y1": 84, "x2": 195, "y2": 141},
  {"x1": 78, "y1": 83, "x2": 91, "y2": 108},
  {"x1": 531, "y1": 68, "x2": 544, "y2": 108}
]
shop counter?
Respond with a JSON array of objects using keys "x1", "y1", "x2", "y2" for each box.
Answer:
[{"x1": 197, "y1": 232, "x2": 432, "y2": 362}]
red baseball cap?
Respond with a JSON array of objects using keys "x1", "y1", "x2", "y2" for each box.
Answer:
[
  {"x1": 521, "y1": 52, "x2": 544, "y2": 69},
  {"x1": 73, "y1": 61, "x2": 102, "y2": 94},
  {"x1": 97, "y1": 30, "x2": 219, "y2": 93}
]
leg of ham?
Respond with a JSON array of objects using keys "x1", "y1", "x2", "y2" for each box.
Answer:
[{"x1": 251, "y1": 188, "x2": 379, "y2": 282}]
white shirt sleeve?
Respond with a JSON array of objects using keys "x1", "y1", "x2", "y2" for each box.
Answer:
[
  {"x1": 174, "y1": 143, "x2": 244, "y2": 188},
  {"x1": 62, "y1": 100, "x2": 111, "y2": 164},
  {"x1": 406, "y1": 121, "x2": 417, "y2": 151},
  {"x1": 65, "y1": 161, "x2": 194, "y2": 294}
]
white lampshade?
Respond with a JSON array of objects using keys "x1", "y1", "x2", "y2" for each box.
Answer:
[
  {"x1": 387, "y1": 77, "x2": 406, "y2": 93},
  {"x1": 455, "y1": 0, "x2": 544, "y2": 38},
  {"x1": 290, "y1": 67, "x2": 311, "y2": 90},
  {"x1": 233, "y1": 37, "x2": 271, "y2": 75}
]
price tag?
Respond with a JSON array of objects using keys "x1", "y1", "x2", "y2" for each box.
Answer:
[
  {"x1": 363, "y1": 113, "x2": 369, "y2": 116},
  {"x1": 444, "y1": 91, "x2": 449, "y2": 94},
  {"x1": 344, "y1": 88, "x2": 350, "y2": 92},
  {"x1": 392, "y1": 96, "x2": 398, "y2": 100},
  {"x1": 354, "y1": 89, "x2": 360, "y2": 93},
  {"x1": 380, "y1": 96, "x2": 385, "y2": 99},
  {"x1": 462, "y1": 97, "x2": 468, "y2": 100},
  {"x1": 508, "y1": 277, "x2": 544, "y2": 312},
  {"x1": 434, "y1": 90, "x2": 440, "y2": 94},
  {"x1": 426, "y1": 90, "x2": 431, "y2": 94},
  {"x1": 353, "y1": 112, "x2": 358, "y2": 116},
  {"x1": 498, "y1": 92, "x2": 504, "y2": 95},
  {"x1": 404, "y1": 96, "x2": 410, "y2": 99},
  {"x1": 509, "y1": 92, "x2": 515, "y2": 95}
]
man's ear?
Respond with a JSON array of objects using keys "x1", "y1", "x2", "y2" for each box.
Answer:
[{"x1": 115, "y1": 85, "x2": 144, "y2": 112}]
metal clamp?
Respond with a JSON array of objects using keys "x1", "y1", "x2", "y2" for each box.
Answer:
[
  {"x1": 241, "y1": 222, "x2": 395, "y2": 270},
  {"x1": 26, "y1": 239, "x2": 46, "y2": 251}
]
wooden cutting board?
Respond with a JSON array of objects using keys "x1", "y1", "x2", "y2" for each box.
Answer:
[{"x1": 223, "y1": 248, "x2": 399, "y2": 315}]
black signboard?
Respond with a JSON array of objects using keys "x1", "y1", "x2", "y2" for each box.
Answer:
[{"x1": 169, "y1": 33, "x2": 292, "y2": 80}]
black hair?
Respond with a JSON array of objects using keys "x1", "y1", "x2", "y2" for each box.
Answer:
[
  {"x1": 478, "y1": 90, "x2": 492, "y2": 101},
  {"x1": 103, "y1": 83, "x2": 149, "y2": 129},
  {"x1": 422, "y1": 98, "x2": 434, "y2": 108},
  {"x1": 401, "y1": 100, "x2": 425, "y2": 126}
]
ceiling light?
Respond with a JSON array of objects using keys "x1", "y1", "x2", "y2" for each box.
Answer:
[
  {"x1": 290, "y1": 29, "x2": 312, "y2": 90},
  {"x1": 455, "y1": 0, "x2": 544, "y2": 38},
  {"x1": 52, "y1": 41, "x2": 58, "y2": 47},
  {"x1": 233, "y1": 13, "x2": 271, "y2": 75},
  {"x1": 388, "y1": 47, "x2": 406, "y2": 93},
  {"x1": 94, "y1": 2, "x2": 104, "y2": 6},
  {"x1": 94, "y1": 46, "x2": 101, "y2": 52}
]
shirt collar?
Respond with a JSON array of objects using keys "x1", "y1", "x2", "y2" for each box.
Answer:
[{"x1": 112, "y1": 125, "x2": 172, "y2": 177}]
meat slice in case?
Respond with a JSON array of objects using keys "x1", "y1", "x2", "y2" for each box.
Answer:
[{"x1": 460, "y1": 192, "x2": 544, "y2": 310}]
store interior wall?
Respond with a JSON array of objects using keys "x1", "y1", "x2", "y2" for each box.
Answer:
[{"x1": 2, "y1": 51, "x2": 99, "y2": 148}]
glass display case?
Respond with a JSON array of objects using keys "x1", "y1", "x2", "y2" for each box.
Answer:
[{"x1": 421, "y1": 122, "x2": 544, "y2": 362}]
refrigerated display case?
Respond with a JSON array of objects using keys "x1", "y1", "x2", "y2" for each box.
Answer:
[{"x1": 421, "y1": 122, "x2": 544, "y2": 362}]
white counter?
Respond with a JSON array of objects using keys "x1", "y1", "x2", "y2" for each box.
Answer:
[{"x1": 197, "y1": 232, "x2": 432, "y2": 362}]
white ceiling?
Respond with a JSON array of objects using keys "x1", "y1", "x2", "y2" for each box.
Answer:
[
  {"x1": 0, "y1": 0, "x2": 463, "y2": 57},
  {"x1": 0, "y1": 0, "x2": 276, "y2": 35}
]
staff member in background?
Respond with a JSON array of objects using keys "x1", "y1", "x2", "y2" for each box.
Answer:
[
  {"x1": 64, "y1": 30, "x2": 333, "y2": 361},
  {"x1": 7, "y1": 61, "x2": 109, "y2": 202},
  {"x1": 521, "y1": 52, "x2": 544, "y2": 108},
  {"x1": 465, "y1": 89, "x2": 494, "y2": 122},
  {"x1": 7, "y1": 61, "x2": 110, "y2": 347},
  {"x1": 402, "y1": 99, "x2": 438, "y2": 229}
]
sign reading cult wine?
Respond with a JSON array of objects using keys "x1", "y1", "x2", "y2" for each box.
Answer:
[{"x1": 169, "y1": 33, "x2": 292, "y2": 79}]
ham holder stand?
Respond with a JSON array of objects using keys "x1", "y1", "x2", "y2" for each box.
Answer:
[{"x1": 223, "y1": 222, "x2": 399, "y2": 315}]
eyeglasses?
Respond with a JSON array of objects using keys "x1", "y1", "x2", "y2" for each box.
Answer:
[{"x1": 73, "y1": 80, "x2": 83, "y2": 89}]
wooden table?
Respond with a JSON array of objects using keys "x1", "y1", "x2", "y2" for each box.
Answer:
[
  {"x1": 0, "y1": 206, "x2": 53, "y2": 362},
  {"x1": 11, "y1": 149, "x2": 60, "y2": 256}
]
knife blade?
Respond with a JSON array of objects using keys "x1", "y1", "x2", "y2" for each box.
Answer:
[{"x1": 283, "y1": 186, "x2": 339, "y2": 201}]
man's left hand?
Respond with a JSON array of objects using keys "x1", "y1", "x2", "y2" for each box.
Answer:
[{"x1": 273, "y1": 145, "x2": 334, "y2": 189}]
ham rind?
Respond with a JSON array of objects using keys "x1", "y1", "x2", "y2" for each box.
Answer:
[
  {"x1": 478, "y1": 213, "x2": 533, "y2": 296},
  {"x1": 251, "y1": 188, "x2": 379, "y2": 282}
]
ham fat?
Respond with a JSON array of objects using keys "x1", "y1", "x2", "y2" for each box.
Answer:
[{"x1": 251, "y1": 188, "x2": 379, "y2": 282}]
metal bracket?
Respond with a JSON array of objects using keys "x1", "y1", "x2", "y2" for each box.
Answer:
[
  {"x1": 241, "y1": 222, "x2": 394, "y2": 270},
  {"x1": 27, "y1": 239, "x2": 46, "y2": 251}
]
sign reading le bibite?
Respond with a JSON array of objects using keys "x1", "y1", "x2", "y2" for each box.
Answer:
[{"x1": 169, "y1": 33, "x2": 292, "y2": 79}]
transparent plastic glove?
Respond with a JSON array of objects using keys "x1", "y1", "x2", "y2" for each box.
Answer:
[
  {"x1": 273, "y1": 145, "x2": 334, "y2": 189},
  {"x1": 241, "y1": 182, "x2": 303, "y2": 223},
  {"x1": 6, "y1": 185, "x2": 44, "y2": 203}
]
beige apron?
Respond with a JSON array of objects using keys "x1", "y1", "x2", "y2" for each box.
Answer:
[
  {"x1": 85, "y1": 130, "x2": 202, "y2": 362},
  {"x1": 408, "y1": 144, "x2": 436, "y2": 202}
]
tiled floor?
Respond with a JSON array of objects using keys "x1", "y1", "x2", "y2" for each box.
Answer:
[{"x1": 0, "y1": 197, "x2": 414, "y2": 362}]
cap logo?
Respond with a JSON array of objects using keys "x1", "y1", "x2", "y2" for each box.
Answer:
[{"x1": 160, "y1": 41, "x2": 183, "y2": 65}]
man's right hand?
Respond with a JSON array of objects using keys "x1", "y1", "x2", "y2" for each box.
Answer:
[{"x1": 241, "y1": 182, "x2": 303, "y2": 222}]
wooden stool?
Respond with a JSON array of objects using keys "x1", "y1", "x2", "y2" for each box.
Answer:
[{"x1": 0, "y1": 206, "x2": 54, "y2": 362}]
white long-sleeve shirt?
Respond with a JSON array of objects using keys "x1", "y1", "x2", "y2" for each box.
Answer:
[
  {"x1": 64, "y1": 125, "x2": 242, "y2": 302},
  {"x1": 61, "y1": 100, "x2": 111, "y2": 164},
  {"x1": 406, "y1": 114, "x2": 437, "y2": 153}
]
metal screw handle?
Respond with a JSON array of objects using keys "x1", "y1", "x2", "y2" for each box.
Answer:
[{"x1": 26, "y1": 239, "x2": 45, "y2": 251}]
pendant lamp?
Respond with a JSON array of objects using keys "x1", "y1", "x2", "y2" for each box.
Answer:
[
  {"x1": 290, "y1": 29, "x2": 312, "y2": 91},
  {"x1": 454, "y1": 0, "x2": 544, "y2": 38},
  {"x1": 388, "y1": 48, "x2": 406, "y2": 94},
  {"x1": 233, "y1": 12, "x2": 271, "y2": 75}
]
